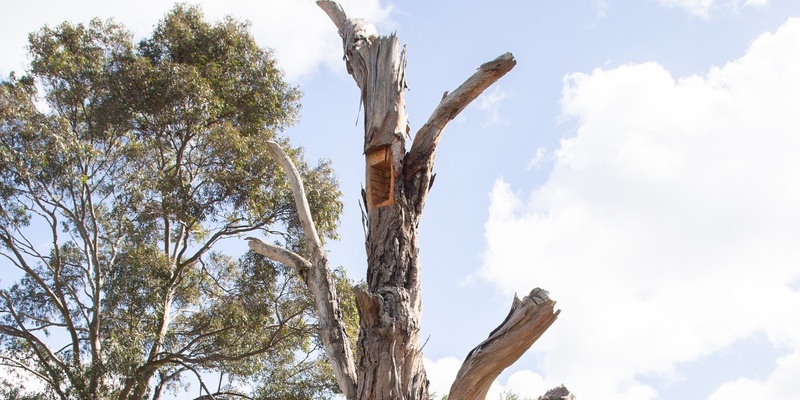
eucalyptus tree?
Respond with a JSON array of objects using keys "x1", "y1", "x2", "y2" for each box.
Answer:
[{"x1": 0, "y1": 5, "x2": 349, "y2": 400}]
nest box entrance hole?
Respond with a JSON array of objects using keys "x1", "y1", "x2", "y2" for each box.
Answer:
[{"x1": 366, "y1": 145, "x2": 394, "y2": 209}]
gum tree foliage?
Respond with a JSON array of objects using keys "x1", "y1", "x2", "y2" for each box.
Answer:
[{"x1": 0, "y1": 5, "x2": 353, "y2": 400}]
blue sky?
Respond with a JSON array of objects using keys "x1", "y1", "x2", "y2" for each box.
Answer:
[{"x1": 2, "y1": 0, "x2": 800, "y2": 399}]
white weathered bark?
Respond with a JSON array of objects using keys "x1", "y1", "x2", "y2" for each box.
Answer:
[
  {"x1": 245, "y1": 239, "x2": 311, "y2": 279},
  {"x1": 317, "y1": 2, "x2": 527, "y2": 399},
  {"x1": 247, "y1": 141, "x2": 358, "y2": 399}
]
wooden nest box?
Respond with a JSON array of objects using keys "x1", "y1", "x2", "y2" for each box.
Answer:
[{"x1": 366, "y1": 145, "x2": 394, "y2": 209}]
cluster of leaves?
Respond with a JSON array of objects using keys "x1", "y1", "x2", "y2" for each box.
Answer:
[{"x1": 0, "y1": 4, "x2": 349, "y2": 400}]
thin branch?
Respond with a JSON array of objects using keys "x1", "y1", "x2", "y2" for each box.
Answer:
[
  {"x1": 317, "y1": 0, "x2": 349, "y2": 35},
  {"x1": 177, "y1": 361, "x2": 216, "y2": 400},
  {"x1": 0, "y1": 291, "x2": 73, "y2": 391},
  {"x1": 170, "y1": 325, "x2": 238, "y2": 357},
  {"x1": 0, "y1": 356, "x2": 54, "y2": 388},
  {"x1": 192, "y1": 392, "x2": 255, "y2": 400},
  {"x1": 246, "y1": 140, "x2": 357, "y2": 400},
  {"x1": 151, "y1": 366, "x2": 189, "y2": 400},
  {"x1": 245, "y1": 238, "x2": 311, "y2": 280},
  {"x1": 179, "y1": 219, "x2": 267, "y2": 271},
  {"x1": 408, "y1": 52, "x2": 516, "y2": 165},
  {"x1": 265, "y1": 141, "x2": 323, "y2": 253}
]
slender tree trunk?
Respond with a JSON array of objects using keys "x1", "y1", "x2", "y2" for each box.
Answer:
[{"x1": 250, "y1": 143, "x2": 359, "y2": 399}]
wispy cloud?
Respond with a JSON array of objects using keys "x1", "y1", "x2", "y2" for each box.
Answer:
[
  {"x1": 709, "y1": 352, "x2": 800, "y2": 399},
  {"x1": 656, "y1": 0, "x2": 770, "y2": 18},
  {"x1": 477, "y1": 87, "x2": 512, "y2": 126},
  {"x1": 526, "y1": 147, "x2": 551, "y2": 171},
  {"x1": 595, "y1": 0, "x2": 610, "y2": 19}
]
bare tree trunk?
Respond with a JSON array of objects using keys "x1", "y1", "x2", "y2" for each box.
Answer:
[
  {"x1": 250, "y1": 2, "x2": 563, "y2": 399},
  {"x1": 317, "y1": 2, "x2": 522, "y2": 398}
]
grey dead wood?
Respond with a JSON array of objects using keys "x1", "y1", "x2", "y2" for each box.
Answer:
[
  {"x1": 448, "y1": 288, "x2": 561, "y2": 400},
  {"x1": 249, "y1": 1, "x2": 563, "y2": 399}
]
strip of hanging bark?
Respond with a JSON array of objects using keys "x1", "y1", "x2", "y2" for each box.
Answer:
[
  {"x1": 246, "y1": 141, "x2": 358, "y2": 400},
  {"x1": 448, "y1": 288, "x2": 560, "y2": 400}
]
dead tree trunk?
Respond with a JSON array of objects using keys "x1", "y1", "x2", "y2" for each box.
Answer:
[{"x1": 249, "y1": 1, "x2": 563, "y2": 399}]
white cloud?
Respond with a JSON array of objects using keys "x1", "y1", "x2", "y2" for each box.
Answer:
[
  {"x1": 709, "y1": 351, "x2": 800, "y2": 400},
  {"x1": 502, "y1": 369, "x2": 559, "y2": 399},
  {"x1": 479, "y1": 17, "x2": 800, "y2": 399},
  {"x1": 526, "y1": 147, "x2": 551, "y2": 170},
  {"x1": 193, "y1": 0, "x2": 393, "y2": 81},
  {"x1": 0, "y1": 0, "x2": 393, "y2": 82},
  {"x1": 657, "y1": 0, "x2": 769, "y2": 17},
  {"x1": 423, "y1": 357, "x2": 461, "y2": 397},
  {"x1": 424, "y1": 357, "x2": 560, "y2": 399}
]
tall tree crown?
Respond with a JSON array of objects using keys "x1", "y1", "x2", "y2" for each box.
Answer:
[{"x1": 0, "y1": 5, "x2": 347, "y2": 400}]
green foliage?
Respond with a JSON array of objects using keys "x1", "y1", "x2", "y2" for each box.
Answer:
[{"x1": 0, "y1": 4, "x2": 346, "y2": 400}]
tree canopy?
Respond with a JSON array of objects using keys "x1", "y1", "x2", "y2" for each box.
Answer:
[{"x1": 0, "y1": 5, "x2": 349, "y2": 400}]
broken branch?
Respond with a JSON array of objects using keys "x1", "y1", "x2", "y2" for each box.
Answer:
[
  {"x1": 448, "y1": 288, "x2": 559, "y2": 400},
  {"x1": 406, "y1": 53, "x2": 516, "y2": 175}
]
